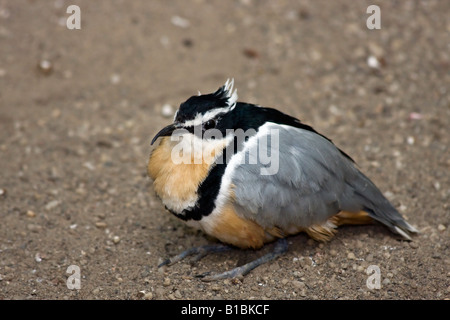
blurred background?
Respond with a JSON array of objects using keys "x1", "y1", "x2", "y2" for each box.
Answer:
[{"x1": 0, "y1": 0, "x2": 448, "y2": 300}]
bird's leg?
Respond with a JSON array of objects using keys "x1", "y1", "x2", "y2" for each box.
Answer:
[
  {"x1": 158, "y1": 239, "x2": 288, "y2": 281},
  {"x1": 158, "y1": 243, "x2": 231, "y2": 267},
  {"x1": 196, "y1": 238, "x2": 288, "y2": 282}
]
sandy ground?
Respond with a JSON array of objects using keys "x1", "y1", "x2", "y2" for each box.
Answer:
[{"x1": 0, "y1": 0, "x2": 449, "y2": 300}]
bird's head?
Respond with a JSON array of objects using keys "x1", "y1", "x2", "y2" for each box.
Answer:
[{"x1": 151, "y1": 79, "x2": 238, "y2": 146}]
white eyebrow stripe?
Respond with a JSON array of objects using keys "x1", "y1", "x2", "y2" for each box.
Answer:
[
  {"x1": 182, "y1": 105, "x2": 235, "y2": 127},
  {"x1": 183, "y1": 112, "x2": 203, "y2": 127}
]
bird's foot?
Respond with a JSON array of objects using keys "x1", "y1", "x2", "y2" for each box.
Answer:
[
  {"x1": 158, "y1": 243, "x2": 231, "y2": 267},
  {"x1": 159, "y1": 239, "x2": 288, "y2": 281}
]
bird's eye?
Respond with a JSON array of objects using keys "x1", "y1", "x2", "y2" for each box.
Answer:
[{"x1": 203, "y1": 119, "x2": 216, "y2": 130}]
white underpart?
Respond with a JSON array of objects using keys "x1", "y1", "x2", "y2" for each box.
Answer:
[{"x1": 164, "y1": 192, "x2": 198, "y2": 214}]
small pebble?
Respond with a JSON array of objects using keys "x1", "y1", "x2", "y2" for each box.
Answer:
[
  {"x1": 144, "y1": 292, "x2": 153, "y2": 300},
  {"x1": 163, "y1": 278, "x2": 171, "y2": 286},
  {"x1": 38, "y1": 60, "x2": 53, "y2": 75},
  {"x1": 161, "y1": 104, "x2": 174, "y2": 118},
  {"x1": 35, "y1": 253, "x2": 42, "y2": 263},
  {"x1": 26, "y1": 210, "x2": 36, "y2": 218},
  {"x1": 211, "y1": 285, "x2": 220, "y2": 291},
  {"x1": 50, "y1": 109, "x2": 61, "y2": 119},
  {"x1": 347, "y1": 252, "x2": 356, "y2": 260},
  {"x1": 171, "y1": 16, "x2": 190, "y2": 28},
  {"x1": 45, "y1": 200, "x2": 60, "y2": 211},
  {"x1": 409, "y1": 242, "x2": 419, "y2": 249},
  {"x1": 95, "y1": 222, "x2": 107, "y2": 229},
  {"x1": 95, "y1": 213, "x2": 105, "y2": 222},
  {"x1": 110, "y1": 74, "x2": 121, "y2": 84},
  {"x1": 409, "y1": 112, "x2": 424, "y2": 120},
  {"x1": 437, "y1": 224, "x2": 446, "y2": 231},
  {"x1": 174, "y1": 290, "x2": 182, "y2": 299},
  {"x1": 433, "y1": 182, "x2": 441, "y2": 191},
  {"x1": 0, "y1": 188, "x2": 6, "y2": 197},
  {"x1": 113, "y1": 236, "x2": 121, "y2": 244},
  {"x1": 243, "y1": 48, "x2": 260, "y2": 59},
  {"x1": 27, "y1": 224, "x2": 42, "y2": 232},
  {"x1": 292, "y1": 280, "x2": 306, "y2": 289},
  {"x1": 367, "y1": 55, "x2": 380, "y2": 69}
]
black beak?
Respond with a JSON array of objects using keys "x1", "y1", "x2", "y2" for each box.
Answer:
[{"x1": 151, "y1": 122, "x2": 181, "y2": 145}]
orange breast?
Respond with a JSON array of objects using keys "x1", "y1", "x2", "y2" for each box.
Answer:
[
  {"x1": 148, "y1": 137, "x2": 212, "y2": 210},
  {"x1": 204, "y1": 204, "x2": 275, "y2": 249}
]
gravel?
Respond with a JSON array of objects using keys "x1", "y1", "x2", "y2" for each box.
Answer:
[{"x1": 0, "y1": 0, "x2": 448, "y2": 300}]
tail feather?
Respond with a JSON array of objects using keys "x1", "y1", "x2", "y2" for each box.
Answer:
[
  {"x1": 348, "y1": 171, "x2": 418, "y2": 240},
  {"x1": 363, "y1": 205, "x2": 418, "y2": 240},
  {"x1": 394, "y1": 226, "x2": 415, "y2": 241}
]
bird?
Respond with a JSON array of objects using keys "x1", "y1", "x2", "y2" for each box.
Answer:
[{"x1": 148, "y1": 79, "x2": 417, "y2": 281}]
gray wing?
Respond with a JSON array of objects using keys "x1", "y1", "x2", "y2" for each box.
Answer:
[{"x1": 230, "y1": 123, "x2": 417, "y2": 238}]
